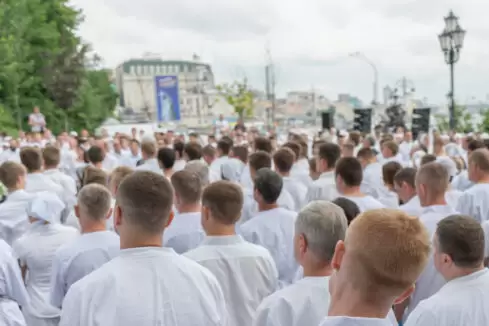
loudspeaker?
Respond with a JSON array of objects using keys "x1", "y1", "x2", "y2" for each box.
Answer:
[
  {"x1": 353, "y1": 108, "x2": 373, "y2": 133},
  {"x1": 322, "y1": 112, "x2": 332, "y2": 130},
  {"x1": 411, "y1": 108, "x2": 431, "y2": 140}
]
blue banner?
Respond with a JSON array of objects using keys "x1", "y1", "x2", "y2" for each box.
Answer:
[{"x1": 155, "y1": 76, "x2": 181, "y2": 122}]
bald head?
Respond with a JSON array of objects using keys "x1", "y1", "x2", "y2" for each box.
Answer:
[
  {"x1": 341, "y1": 209, "x2": 430, "y2": 299},
  {"x1": 116, "y1": 171, "x2": 173, "y2": 234}
]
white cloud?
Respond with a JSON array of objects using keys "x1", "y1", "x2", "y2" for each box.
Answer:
[{"x1": 70, "y1": 0, "x2": 489, "y2": 104}]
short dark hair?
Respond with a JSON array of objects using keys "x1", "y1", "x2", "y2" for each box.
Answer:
[
  {"x1": 231, "y1": 146, "x2": 248, "y2": 163},
  {"x1": 202, "y1": 181, "x2": 243, "y2": 225},
  {"x1": 42, "y1": 146, "x2": 61, "y2": 167},
  {"x1": 254, "y1": 168, "x2": 283, "y2": 204},
  {"x1": 87, "y1": 146, "x2": 104, "y2": 164},
  {"x1": 254, "y1": 137, "x2": 272, "y2": 153},
  {"x1": 173, "y1": 141, "x2": 184, "y2": 157},
  {"x1": 282, "y1": 142, "x2": 301, "y2": 160},
  {"x1": 468, "y1": 139, "x2": 485, "y2": 152},
  {"x1": 357, "y1": 148, "x2": 376, "y2": 161},
  {"x1": 217, "y1": 139, "x2": 232, "y2": 155},
  {"x1": 157, "y1": 148, "x2": 175, "y2": 169},
  {"x1": 420, "y1": 154, "x2": 437, "y2": 166},
  {"x1": 273, "y1": 148, "x2": 295, "y2": 173},
  {"x1": 335, "y1": 157, "x2": 363, "y2": 186},
  {"x1": 116, "y1": 171, "x2": 173, "y2": 234},
  {"x1": 333, "y1": 197, "x2": 361, "y2": 225},
  {"x1": 20, "y1": 147, "x2": 42, "y2": 172},
  {"x1": 249, "y1": 151, "x2": 272, "y2": 171},
  {"x1": 436, "y1": 215, "x2": 485, "y2": 268},
  {"x1": 318, "y1": 143, "x2": 341, "y2": 169},
  {"x1": 382, "y1": 161, "x2": 403, "y2": 187},
  {"x1": 202, "y1": 145, "x2": 216, "y2": 158},
  {"x1": 394, "y1": 167, "x2": 417, "y2": 189},
  {"x1": 184, "y1": 142, "x2": 203, "y2": 161}
]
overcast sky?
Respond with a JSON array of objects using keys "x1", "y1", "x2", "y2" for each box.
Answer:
[{"x1": 70, "y1": 0, "x2": 489, "y2": 104}]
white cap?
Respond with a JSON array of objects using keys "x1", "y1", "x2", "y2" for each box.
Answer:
[
  {"x1": 436, "y1": 156, "x2": 457, "y2": 177},
  {"x1": 27, "y1": 192, "x2": 65, "y2": 224},
  {"x1": 69, "y1": 131, "x2": 78, "y2": 137}
]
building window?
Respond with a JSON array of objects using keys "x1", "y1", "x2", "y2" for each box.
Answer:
[{"x1": 130, "y1": 66, "x2": 136, "y2": 75}]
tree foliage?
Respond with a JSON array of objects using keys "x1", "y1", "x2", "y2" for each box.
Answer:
[
  {"x1": 216, "y1": 79, "x2": 254, "y2": 119},
  {"x1": 0, "y1": 0, "x2": 117, "y2": 134},
  {"x1": 434, "y1": 105, "x2": 473, "y2": 133}
]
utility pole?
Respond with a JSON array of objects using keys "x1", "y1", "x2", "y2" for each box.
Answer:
[
  {"x1": 311, "y1": 87, "x2": 317, "y2": 127},
  {"x1": 265, "y1": 41, "x2": 276, "y2": 129}
]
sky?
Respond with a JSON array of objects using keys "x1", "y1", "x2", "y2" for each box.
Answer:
[{"x1": 70, "y1": 0, "x2": 489, "y2": 105}]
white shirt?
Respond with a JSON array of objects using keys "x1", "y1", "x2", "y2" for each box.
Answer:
[
  {"x1": 59, "y1": 247, "x2": 228, "y2": 326},
  {"x1": 240, "y1": 207, "x2": 298, "y2": 287},
  {"x1": 340, "y1": 195, "x2": 385, "y2": 212},
  {"x1": 43, "y1": 169, "x2": 76, "y2": 198},
  {"x1": 0, "y1": 239, "x2": 29, "y2": 326},
  {"x1": 163, "y1": 211, "x2": 205, "y2": 254},
  {"x1": 50, "y1": 231, "x2": 120, "y2": 308},
  {"x1": 405, "y1": 204, "x2": 458, "y2": 319},
  {"x1": 135, "y1": 158, "x2": 163, "y2": 175},
  {"x1": 399, "y1": 196, "x2": 423, "y2": 217},
  {"x1": 0, "y1": 190, "x2": 34, "y2": 245},
  {"x1": 360, "y1": 162, "x2": 385, "y2": 199},
  {"x1": 319, "y1": 316, "x2": 393, "y2": 326},
  {"x1": 173, "y1": 159, "x2": 186, "y2": 172},
  {"x1": 406, "y1": 269, "x2": 489, "y2": 326},
  {"x1": 305, "y1": 171, "x2": 338, "y2": 203},
  {"x1": 12, "y1": 223, "x2": 78, "y2": 325},
  {"x1": 282, "y1": 176, "x2": 308, "y2": 212},
  {"x1": 185, "y1": 235, "x2": 278, "y2": 326},
  {"x1": 253, "y1": 276, "x2": 330, "y2": 326},
  {"x1": 456, "y1": 183, "x2": 489, "y2": 222},
  {"x1": 209, "y1": 156, "x2": 229, "y2": 182},
  {"x1": 377, "y1": 190, "x2": 399, "y2": 209}
]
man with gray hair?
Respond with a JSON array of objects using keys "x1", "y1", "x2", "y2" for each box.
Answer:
[
  {"x1": 185, "y1": 160, "x2": 210, "y2": 186},
  {"x1": 50, "y1": 184, "x2": 120, "y2": 308},
  {"x1": 253, "y1": 200, "x2": 347, "y2": 326}
]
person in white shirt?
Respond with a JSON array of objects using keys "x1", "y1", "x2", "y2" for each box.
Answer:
[
  {"x1": 357, "y1": 148, "x2": 387, "y2": 199},
  {"x1": 59, "y1": 171, "x2": 227, "y2": 326},
  {"x1": 400, "y1": 162, "x2": 459, "y2": 321},
  {"x1": 135, "y1": 141, "x2": 162, "y2": 175},
  {"x1": 209, "y1": 139, "x2": 232, "y2": 182},
  {"x1": 0, "y1": 162, "x2": 34, "y2": 245},
  {"x1": 306, "y1": 142, "x2": 341, "y2": 203},
  {"x1": 50, "y1": 184, "x2": 119, "y2": 308},
  {"x1": 28, "y1": 106, "x2": 46, "y2": 133},
  {"x1": 42, "y1": 146, "x2": 76, "y2": 197},
  {"x1": 273, "y1": 147, "x2": 307, "y2": 212},
  {"x1": 156, "y1": 147, "x2": 176, "y2": 180},
  {"x1": 335, "y1": 157, "x2": 385, "y2": 212},
  {"x1": 253, "y1": 201, "x2": 348, "y2": 326},
  {"x1": 319, "y1": 209, "x2": 431, "y2": 326},
  {"x1": 120, "y1": 139, "x2": 141, "y2": 168},
  {"x1": 381, "y1": 140, "x2": 403, "y2": 164},
  {"x1": 13, "y1": 192, "x2": 79, "y2": 326},
  {"x1": 186, "y1": 181, "x2": 278, "y2": 326},
  {"x1": 184, "y1": 160, "x2": 210, "y2": 187},
  {"x1": 240, "y1": 168, "x2": 298, "y2": 287},
  {"x1": 393, "y1": 167, "x2": 423, "y2": 217},
  {"x1": 380, "y1": 161, "x2": 401, "y2": 208},
  {"x1": 0, "y1": 239, "x2": 29, "y2": 326},
  {"x1": 164, "y1": 170, "x2": 205, "y2": 254},
  {"x1": 284, "y1": 141, "x2": 312, "y2": 188},
  {"x1": 172, "y1": 141, "x2": 186, "y2": 172},
  {"x1": 406, "y1": 215, "x2": 489, "y2": 325},
  {"x1": 456, "y1": 148, "x2": 489, "y2": 223}
]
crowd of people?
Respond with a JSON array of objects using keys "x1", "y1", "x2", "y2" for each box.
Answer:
[{"x1": 0, "y1": 124, "x2": 488, "y2": 326}]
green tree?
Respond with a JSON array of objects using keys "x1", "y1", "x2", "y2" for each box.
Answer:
[
  {"x1": 0, "y1": 0, "x2": 117, "y2": 135},
  {"x1": 216, "y1": 79, "x2": 254, "y2": 119},
  {"x1": 434, "y1": 105, "x2": 473, "y2": 133}
]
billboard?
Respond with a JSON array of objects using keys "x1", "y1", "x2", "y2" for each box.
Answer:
[{"x1": 155, "y1": 75, "x2": 181, "y2": 122}]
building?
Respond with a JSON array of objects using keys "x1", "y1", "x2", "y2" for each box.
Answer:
[
  {"x1": 284, "y1": 91, "x2": 332, "y2": 115},
  {"x1": 114, "y1": 57, "x2": 233, "y2": 125}
]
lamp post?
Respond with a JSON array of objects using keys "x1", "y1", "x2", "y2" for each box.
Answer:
[
  {"x1": 438, "y1": 10, "x2": 466, "y2": 131},
  {"x1": 349, "y1": 52, "x2": 379, "y2": 105}
]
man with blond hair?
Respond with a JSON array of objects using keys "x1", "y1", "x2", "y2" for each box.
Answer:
[{"x1": 319, "y1": 209, "x2": 431, "y2": 326}]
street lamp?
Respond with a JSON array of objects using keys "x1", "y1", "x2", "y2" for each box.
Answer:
[
  {"x1": 349, "y1": 52, "x2": 379, "y2": 105},
  {"x1": 438, "y1": 10, "x2": 466, "y2": 130}
]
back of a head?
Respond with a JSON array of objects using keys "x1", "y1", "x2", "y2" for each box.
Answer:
[
  {"x1": 383, "y1": 140, "x2": 399, "y2": 156},
  {"x1": 318, "y1": 143, "x2": 341, "y2": 169},
  {"x1": 254, "y1": 137, "x2": 272, "y2": 153},
  {"x1": 382, "y1": 161, "x2": 402, "y2": 187},
  {"x1": 420, "y1": 154, "x2": 436, "y2": 166},
  {"x1": 296, "y1": 201, "x2": 348, "y2": 262},
  {"x1": 87, "y1": 145, "x2": 104, "y2": 164},
  {"x1": 184, "y1": 160, "x2": 209, "y2": 186},
  {"x1": 436, "y1": 214, "x2": 485, "y2": 269},
  {"x1": 249, "y1": 151, "x2": 272, "y2": 172},
  {"x1": 282, "y1": 142, "x2": 301, "y2": 160},
  {"x1": 78, "y1": 184, "x2": 112, "y2": 221},
  {"x1": 173, "y1": 141, "x2": 184, "y2": 158},
  {"x1": 468, "y1": 139, "x2": 485, "y2": 152},
  {"x1": 335, "y1": 157, "x2": 363, "y2": 187},
  {"x1": 202, "y1": 181, "x2": 243, "y2": 225},
  {"x1": 109, "y1": 166, "x2": 133, "y2": 192},
  {"x1": 394, "y1": 167, "x2": 417, "y2": 189},
  {"x1": 171, "y1": 170, "x2": 202, "y2": 205},
  {"x1": 0, "y1": 161, "x2": 26, "y2": 190},
  {"x1": 416, "y1": 162, "x2": 449, "y2": 196},
  {"x1": 356, "y1": 148, "x2": 375, "y2": 161},
  {"x1": 141, "y1": 141, "x2": 157, "y2": 158},
  {"x1": 349, "y1": 131, "x2": 361, "y2": 146},
  {"x1": 217, "y1": 139, "x2": 232, "y2": 156},
  {"x1": 469, "y1": 148, "x2": 489, "y2": 173},
  {"x1": 345, "y1": 209, "x2": 431, "y2": 298},
  {"x1": 184, "y1": 142, "x2": 203, "y2": 161},
  {"x1": 42, "y1": 146, "x2": 61, "y2": 168},
  {"x1": 231, "y1": 145, "x2": 248, "y2": 163},
  {"x1": 82, "y1": 166, "x2": 108, "y2": 187},
  {"x1": 202, "y1": 145, "x2": 216, "y2": 159},
  {"x1": 157, "y1": 148, "x2": 176, "y2": 170},
  {"x1": 254, "y1": 168, "x2": 283, "y2": 204},
  {"x1": 116, "y1": 171, "x2": 173, "y2": 234},
  {"x1": 332, "y1": 197, "x2": 361, "y2": 225},
  {"x1": 20, "y1": 147, "x2": 42, "y2": 172},
  {"x1": 273, "y1": 147, "x2": 295, "y2": 173}
]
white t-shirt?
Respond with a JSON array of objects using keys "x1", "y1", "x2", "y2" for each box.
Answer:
[{"x1": 29, "y1": 113, "x2": 46, "y2": 132}]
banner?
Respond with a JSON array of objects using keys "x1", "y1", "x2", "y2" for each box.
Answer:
[{"x1": 155, "y1": 76, "x2": 181, "y2": 122}]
